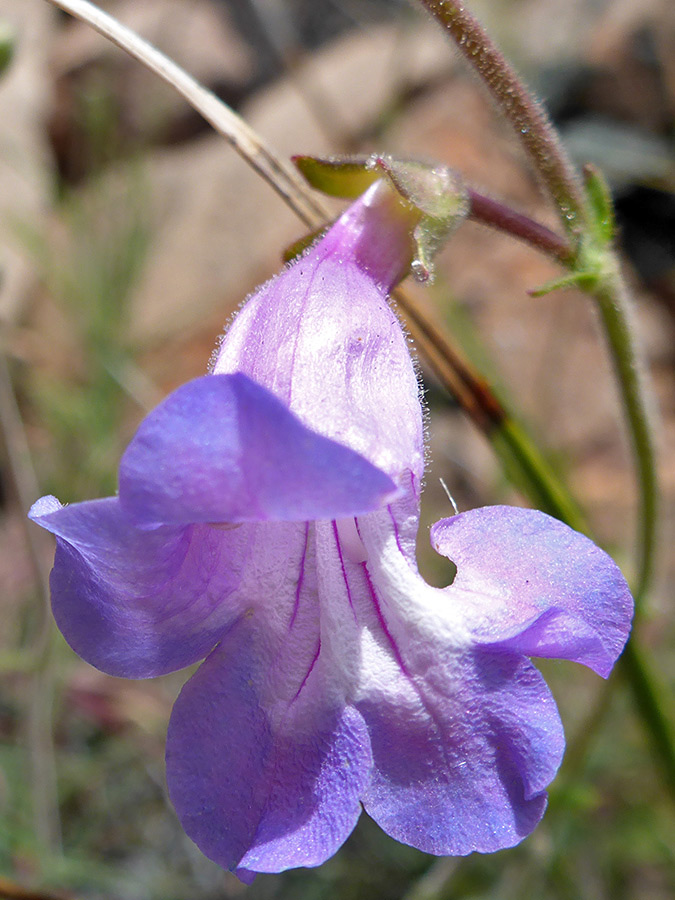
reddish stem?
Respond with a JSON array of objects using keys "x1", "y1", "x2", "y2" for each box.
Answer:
[{"x1": 467, "y1": 189, "x2": 574, "y2": 263}]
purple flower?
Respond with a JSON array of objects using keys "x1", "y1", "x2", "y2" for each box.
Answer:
[{"x1": 30, "y1": 182, "x2": 632, "y2": 879}]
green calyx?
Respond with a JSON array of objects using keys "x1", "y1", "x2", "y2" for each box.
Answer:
[
  {"x1": 532, "y1": 164, "x2": 617, "y2": 298},
  {"x1": 293, "y1": 154, "x2": 469, "y2": 283}
]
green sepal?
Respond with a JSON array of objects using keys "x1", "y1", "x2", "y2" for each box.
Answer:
[
  {"x1": 282, "y1": 224, "x2": 331, "y2": 263},
  {"x1": 583, "y1": 163, "x2": 615, "y2": 246},
  {"x1": 293, "y1": 153, "x2": 470, "y2": 283},
  {"x1": 292, "y1": 155, "x2": 380, "y2": 199},
  {"x1": 373, "y1": 156, "x2": 469, "y2": 283},
  {"x1": 0, "y1": 20, "x2": 15, "y2": 77},
  {"x1": 373, "y1": 156, "x2": 467, "y2": 223}
]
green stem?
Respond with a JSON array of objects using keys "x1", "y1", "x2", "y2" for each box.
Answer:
[
  {"x1": 491, "y1": 418, "x2": 588, "y2": 534},
  {"x1": 593, "y1": 268, "x2": 658, "y2": 609},
  {"x1": 620, "y1": 640, "x2": 675, "y2": 799}
]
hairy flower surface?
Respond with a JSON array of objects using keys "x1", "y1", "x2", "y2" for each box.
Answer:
[{"x1": 30, "y1": 182, "x2": 633, "y2": 879}]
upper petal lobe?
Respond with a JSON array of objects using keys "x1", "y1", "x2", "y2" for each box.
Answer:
[
  {"x1": 214, "y1": 253, "x2": 424, "y2": 482},
  {"x1": 119, "y1": 372, "x2": 397, "y2": 527}
]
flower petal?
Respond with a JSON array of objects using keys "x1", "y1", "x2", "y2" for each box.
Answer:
[
  {"x1": 119, "y1": 373, "x2": 397, "y2": 527},
  {"x1": 358, "y1": 649, "x2": 562, "y2": 855},
  {"x1": 29, "y1": 495, "x2": 250, "y2": 677},
  {"x1": 430, "y1": 506, "x2": 633, "y2": 676},
  {"x1": 213, "y1": 242, "x2": 423, "y2": 484},
  {"x1": 317, "y1": 511, "x2": 563, "y2": 856},
  {"x1": 166, "y1": 613, "x2": 372, "y2": 875}
]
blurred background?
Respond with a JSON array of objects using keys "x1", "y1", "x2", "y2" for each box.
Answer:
[{"x1": 0, "y1": 0, "x2": 674, "y2": 897}]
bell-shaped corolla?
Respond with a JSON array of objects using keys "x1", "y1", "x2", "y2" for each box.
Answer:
[{"x1": 30, "y1": 181, "x2": 633, "y2": 880}]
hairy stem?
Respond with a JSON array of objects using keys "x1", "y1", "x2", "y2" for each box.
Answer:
[
  {"x1": 418, "y1": 0, "x2": 589, "y2": 236},
  {"x1": 468, "y1": 189, "x2": 573, "y2": 263}
]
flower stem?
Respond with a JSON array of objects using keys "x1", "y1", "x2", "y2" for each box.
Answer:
[
  {"x1": 620, "y1": 640, "x2": 675, "y2": 799},
  {"x1": 592, "y1": 269, "x2": 658, "y2": 608},
  {"x1": 467, "y1": 189, "x2": 574, "y2": 263},
  {"x1": 417, "y1": 0, "x2": 589, "y2": 237}
]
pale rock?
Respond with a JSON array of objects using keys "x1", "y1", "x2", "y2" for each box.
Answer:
[
  {"x1": 50, "y1": 0, "x2": 254, "y2": 143},
  {"x1": 0, "y1": 0, "x2": 53, "y2": 322}
]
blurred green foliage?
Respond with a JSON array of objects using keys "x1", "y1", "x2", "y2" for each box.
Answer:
[{"x1": 15, "y1": 171, "x2": 151, "y2": 501}]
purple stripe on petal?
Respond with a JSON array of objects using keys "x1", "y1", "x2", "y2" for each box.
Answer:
[
  {"x1": 431, "y1": 506, "x2": 633, "y2": 676},
  {"x1": 119, "y1": 373, "x2": 398, "y2": 527},
  {"x1": 289, "y1": 522, "x2": 310, "y2": 629},
  {"x1": 351, "y1": 510, "x2": 566, "y2": 855},
  {"x1": 166, "y1": 616, "x2": 372, "y2": 875},
  {"x1": 29, "y1": 496, "x2": 250, "y2": 677}
]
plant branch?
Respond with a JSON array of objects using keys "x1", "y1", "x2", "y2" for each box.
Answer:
[
  {"x1": 620, "y1": 641, "x2": 675, "y2": 798},
  {"x1": 0, "y1": 351, "x2": 51, "y2": 614},
  {"x1": 593, "y1": 269, "x2": 658, "y2": 606},
  {"x1": 417, "y1": 0, "x2": 589, "y2": 236},
  {"x1": 468, "y1": 189, "x2": 574, "y2": 263},
  {"x1": 0, "y1": 350, "x2": 61, "y2": 851}
]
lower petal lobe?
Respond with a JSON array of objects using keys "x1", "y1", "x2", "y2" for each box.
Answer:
[
  {"x1": 359, "y1": 645, "x2": 563, "y2": 856},
  {"x1": 351, "y1": 509, "x2": 565, "y2": 856},
  {"x1": 29, "y1": 496, "x2": 249, "y2": 677},
  {"x1": 166, "y1": 614, "x2": 372, "y2": 875}
]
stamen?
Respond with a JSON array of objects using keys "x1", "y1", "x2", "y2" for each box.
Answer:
[{"x1": 439, "y1": 478, "x2": 459, "y2": 515}]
